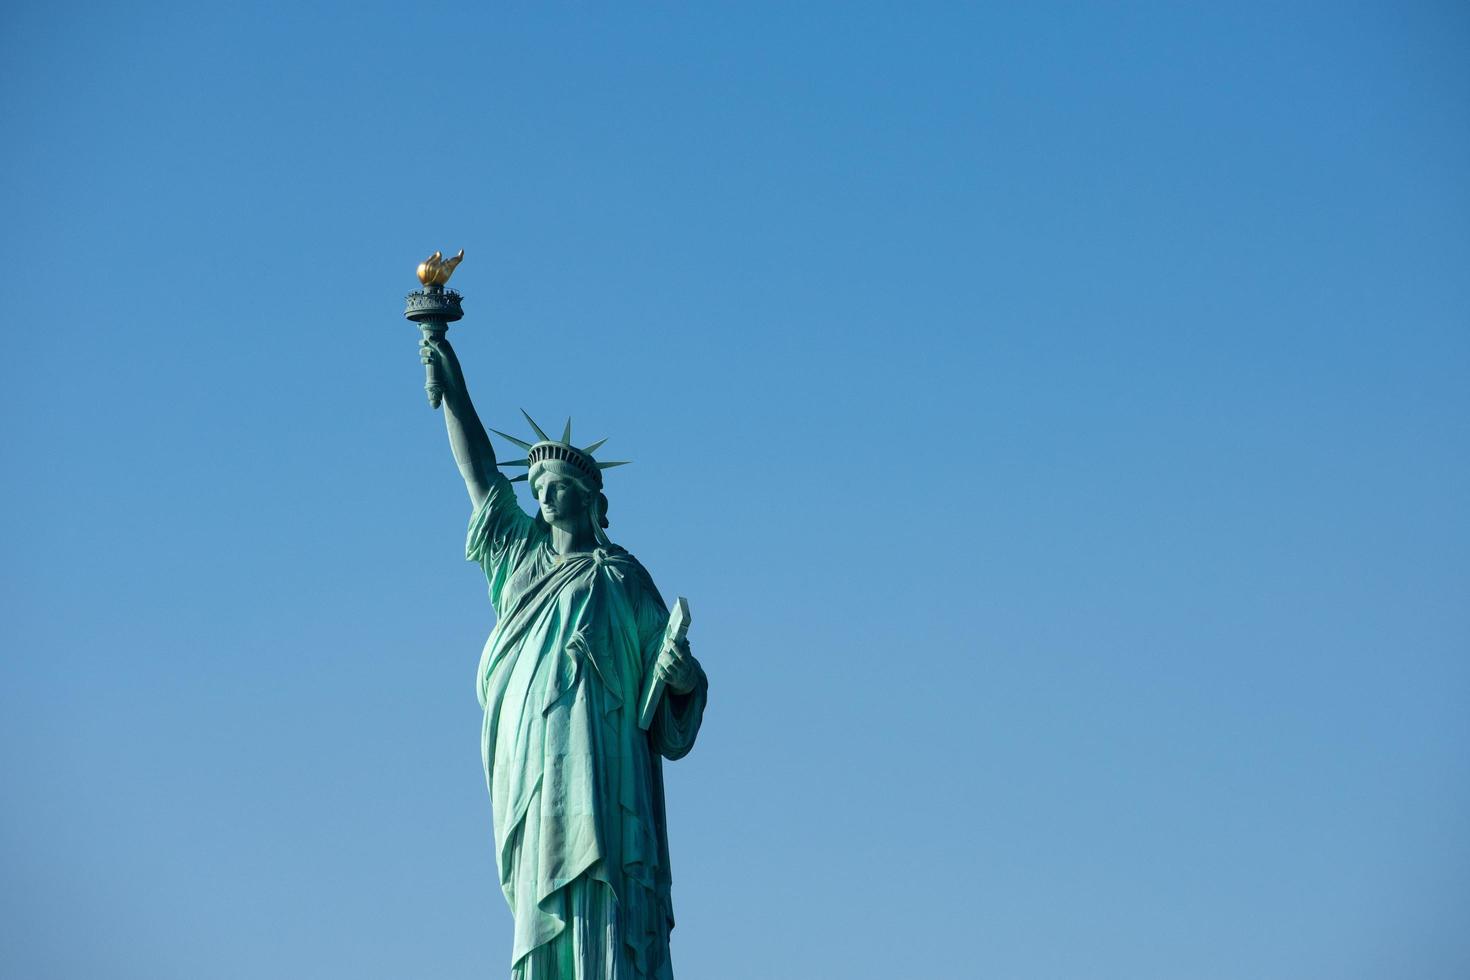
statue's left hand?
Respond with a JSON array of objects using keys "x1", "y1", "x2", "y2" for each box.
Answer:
[{"x1": 654, "y1": 638, "x2": 701, "y2": 696}]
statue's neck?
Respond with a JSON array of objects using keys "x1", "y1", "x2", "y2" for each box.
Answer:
[{"x1": 549, "y1": 520, "x2": 598, "y2": 556}]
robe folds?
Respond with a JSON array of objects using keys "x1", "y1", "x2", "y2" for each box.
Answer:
[{"x1": 467, "y1": 472, "x2": 707, "y2": 980}]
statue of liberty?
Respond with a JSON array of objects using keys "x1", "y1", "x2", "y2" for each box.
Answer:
[{"x1": 415, "y1": 273, "x2": 708, "y2": 979}]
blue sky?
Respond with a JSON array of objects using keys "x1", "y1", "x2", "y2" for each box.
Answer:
[{"x1": 2, "y1": 3, "x2": 1467, "y2": 978}]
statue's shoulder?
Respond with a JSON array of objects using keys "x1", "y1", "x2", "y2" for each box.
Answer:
[
  {"x1": 603, "y1": 546, "x2": 667, "y2": 608},
  {"x1": 601, "y1": 544, "x2": 648, "y2": 577}
]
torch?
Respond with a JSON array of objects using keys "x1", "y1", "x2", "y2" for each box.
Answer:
[{"x1": 404, "y1": 249, "x2": 465, "y2": 409}]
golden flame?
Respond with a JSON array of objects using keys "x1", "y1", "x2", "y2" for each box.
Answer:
[{"x1": 416, "y1": 248, "x2": 464, "y2": 286}]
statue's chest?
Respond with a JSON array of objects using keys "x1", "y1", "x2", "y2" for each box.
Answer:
[{"x1": 505, "y1": 550, "x2": 614, "y2": 622}]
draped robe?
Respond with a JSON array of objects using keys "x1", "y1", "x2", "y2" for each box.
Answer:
[{"x1": 467, "y1": 472, "x2": 707, "y2": 979}]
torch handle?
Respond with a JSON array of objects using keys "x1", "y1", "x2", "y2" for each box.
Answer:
[{"x1": 420, "y1": 321, "x2": 448, "y2": 410}]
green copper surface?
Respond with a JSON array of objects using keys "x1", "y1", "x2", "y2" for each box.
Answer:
[{"x1": 415, "y1": 279, "x2": 707, "y2": 980}]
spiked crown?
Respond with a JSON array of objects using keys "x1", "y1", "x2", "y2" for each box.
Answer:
[{"x1": 490, "y1": 410, "x2": 629, "y2": 489}]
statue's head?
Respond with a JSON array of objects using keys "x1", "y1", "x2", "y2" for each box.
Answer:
[
  {"x1": 530, "y1": 460, "x2": 608, "y2": 533},
  {"x1": 490, "y1": 411, "x2": 627, "y2": 539}
]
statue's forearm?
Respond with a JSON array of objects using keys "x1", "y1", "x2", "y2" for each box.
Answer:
[{"x1": 443, "y1": 388, "x2": 497, "y2": 506}]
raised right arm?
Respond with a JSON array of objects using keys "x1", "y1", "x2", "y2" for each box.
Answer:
[{"x1": 422, "y1": 336, "x2": 496, "y2": 509}]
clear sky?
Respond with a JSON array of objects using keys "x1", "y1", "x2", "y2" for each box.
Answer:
[{"x1": 2, "y1": 3, "x2": 1466, "y2": 978}]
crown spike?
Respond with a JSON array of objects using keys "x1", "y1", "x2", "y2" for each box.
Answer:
[
  {"x1": 580, "y1": 437, "x2": 608, "y2": 455},
  {"x1": 520, "y1": 409, "x2": 551, "y2": 442},
  {"x1": 489, "y1": 428, "x2": 534, "y2": 451},
  {"x1": 499, "y1": 458, "x2": 529, "y2": 468},
  {"x1": 596, "y1": 461, "x2": 631, "y2": 470},
  {"x1": 561, "y1": 417, "x2": 573, "y2": 445}
]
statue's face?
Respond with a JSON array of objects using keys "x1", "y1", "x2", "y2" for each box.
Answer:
[{"x1": 536, "y1": 476, "x2": 588, "y2": 528}]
